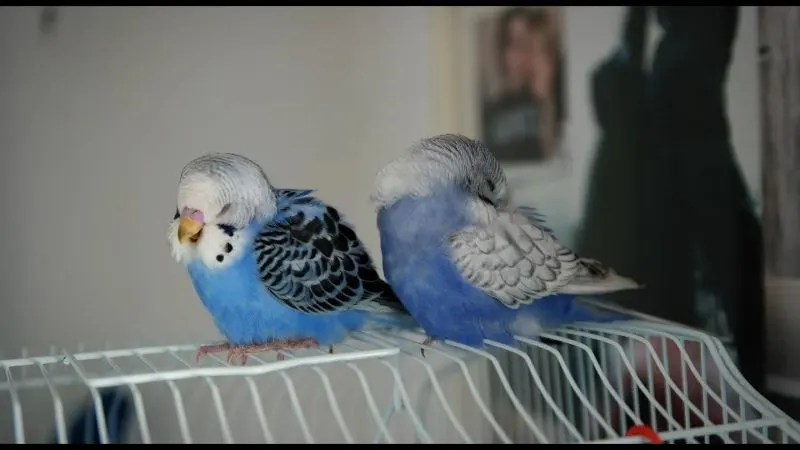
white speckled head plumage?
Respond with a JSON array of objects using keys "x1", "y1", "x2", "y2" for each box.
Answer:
[
  {"x1": 372, "y1": 134, "x2": 509, "y2": 209},
  {"x1": 168, "y1": 153, "x2": 277, "y2": 265},
  {"x1": 177, "y1": 153, "x2": 277, "y2": 228}
]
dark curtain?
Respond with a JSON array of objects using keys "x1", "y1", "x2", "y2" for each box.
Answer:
[{"x1": 577, "y1": 6, "x2": 765, "y2": 393}]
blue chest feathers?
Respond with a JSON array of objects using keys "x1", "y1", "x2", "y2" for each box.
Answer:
[
  {"x1": 377, "y1": 191, "x2": 472, "y2": 284},
  {"x1": 185, "y1": 226, "x2": 366, "y2": 346}
]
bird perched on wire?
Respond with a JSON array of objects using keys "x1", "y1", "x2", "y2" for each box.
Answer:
[
  {"x1": 372, "y1": 134, "x2": 642, "y2": 350},
  {"x1": 169, "y1": 153, "x2": 417, "y2": 365}
]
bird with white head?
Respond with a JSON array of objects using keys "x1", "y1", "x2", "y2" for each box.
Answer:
[
  {"x1": 373, "y1": 134, "x2": 642, "y2": 350},
  {"x1": 169, "y1": 153, "x2": 416, "y2": 364}
]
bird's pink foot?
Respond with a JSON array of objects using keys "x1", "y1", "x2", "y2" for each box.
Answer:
[
  {"x1": 195, "y1": 342, "x2": 232, "y2": 363},
  {"x1": 225, "y1": 338, "x2": 321, "y2": 365}
]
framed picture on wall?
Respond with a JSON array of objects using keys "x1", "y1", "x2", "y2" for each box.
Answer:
[
  {"x1": 430, "y1": 6, "x2": 571, "y2": 188},
  {"x1": 477, "y1": 6, "x2": 567, "y2": 164}
]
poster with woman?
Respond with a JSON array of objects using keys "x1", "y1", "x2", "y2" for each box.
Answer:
[{"x1": 476, "y1": 7, "x2": 566, "y2": 164}]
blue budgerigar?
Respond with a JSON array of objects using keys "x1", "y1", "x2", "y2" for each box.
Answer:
[
  {"x1": 373, "y1": 134, "x2": 642, "y2": 349},
  {"x1": 169, "y1": 153, "x2": 415, "y2": 364}
]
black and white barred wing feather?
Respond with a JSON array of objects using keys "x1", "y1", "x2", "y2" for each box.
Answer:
[
  {"x1": 449, "y1": 208, "x2": 641, "y2": 308},
  {"x1": 253, "y1": 199, "x2": 401, "y2": 315},
  {"x1": 515, "y1": 205, "x2": 554, "y2": 234}
]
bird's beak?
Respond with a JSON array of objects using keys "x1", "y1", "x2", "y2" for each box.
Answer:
[{"x1": 178, "y1": 216, "x2": 204, "y2": 244}]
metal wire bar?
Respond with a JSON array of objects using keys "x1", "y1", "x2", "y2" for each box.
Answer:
[
  {"x1": 363, "y1": 330, "x2": 513, "y2": 443},
  {"x1": 36, "y1": 361, "x2": 67, "y2": 444},
  {"x1": 140, "y1": 351, "x2": 192, "y2": 443},
  {"x1": 361, "y1": 332, "x2": 472, "y2": 442},
  {"x1": 3, "y1": 365, "x2": 25, "y2": 443},
  {"x1": 0, "y1": 319, "x2": 797, "y2": 444}
]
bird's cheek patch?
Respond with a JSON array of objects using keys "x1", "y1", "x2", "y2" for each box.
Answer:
[
  {"x1": 195, "y1": 226, "x2": 245, "y2": 269},
  {"x1": 212, "y1": 244, "x2": 237, "y2": 266}
]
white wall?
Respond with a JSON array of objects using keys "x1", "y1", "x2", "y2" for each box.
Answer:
[
  {"x1": 0, "y1": 7, "x2": 444, "y2": 443},
  {"x1": 0, "y1": 6, "x2": 435, "y2": 354},
  {"x1": 0, "y1": 6, "x2": 761, "y2": 442}
]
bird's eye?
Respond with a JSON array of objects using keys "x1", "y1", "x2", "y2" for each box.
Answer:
[
  {"x1": 173, "y1": 208, "x2": 180, "y2": 220},
  {"x1": 486, "y1": 178, "x2": 495, "y2": 192}
]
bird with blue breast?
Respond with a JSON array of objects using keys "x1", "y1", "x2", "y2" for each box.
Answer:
[
  {"x1": 169, "y1": 153, "x2": 418, "y2": 365},
  {"x1": 372, "y1": 134, "x2": 643, "y2": 351}
]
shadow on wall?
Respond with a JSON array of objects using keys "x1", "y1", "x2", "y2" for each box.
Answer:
[{"x1": 576, "y1": 6, "x2": 765, "y2": 393}]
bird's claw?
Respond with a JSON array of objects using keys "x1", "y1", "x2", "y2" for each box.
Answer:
[
  {"x1": 195, "y1": 342, "x2": 231, "y2": 363},
  {"x1": 270, "y1": 338, "x2": 322, "y2": 362},
  {"x1": 232, "y1": 338, "x2": 323, "y2": 365},
  {"x1": 196, "y1": 338, "x2": 323, "y2": 365},
  {"x1": 420, "y1": 336, "x2": 435, "y2": 358},
  {"x1": 226, "y1": 347, "x2": 252, "y2": 365}
]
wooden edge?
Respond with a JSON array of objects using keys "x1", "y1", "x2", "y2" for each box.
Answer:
[{"x1": 428, "y1": 7, "x2": 464, "y2": 135}]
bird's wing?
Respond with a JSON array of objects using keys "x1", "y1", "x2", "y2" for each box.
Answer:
[
  {"x1": 514, "y1": 205, "x2": 555, "y2": 235},
  {"x1": 448, "y1": 208, "x2": 582, "y2": 308},
  {"x1": 449, "y1": 207, "x2": 640, "y2": 308},
  {"x1": 254, "y1": 198, "x2": 397, "y2": 315}
]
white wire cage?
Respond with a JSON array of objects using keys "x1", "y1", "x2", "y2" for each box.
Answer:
[{"x1": 1, "y1": 318, "x2": 798, "y2": 444}]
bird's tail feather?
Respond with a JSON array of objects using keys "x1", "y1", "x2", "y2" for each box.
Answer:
[
  {"x1": 52, "y1": 387, "x2": 133, "y2": 444},
  {"x1": 558, "y1": 258, "x2": 644, "y2": 296},
  {"x1": 360, "y1": 283, "x2": 421, "y2": 331},
  {"x1": 508, "y1": 294, "x2": 631, "y2": 340}
]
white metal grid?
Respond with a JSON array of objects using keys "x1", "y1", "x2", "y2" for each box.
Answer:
[{"x1": 1, "y1": 321, "x2": 798, "y2": 444}]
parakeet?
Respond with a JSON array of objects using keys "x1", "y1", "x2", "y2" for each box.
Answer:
[
  {"x1": 372, "y1": 134, "x2": 642, "y2": 349},
  {"x1": 169, "y1": 153, "x2": 415, "y2": 364}
]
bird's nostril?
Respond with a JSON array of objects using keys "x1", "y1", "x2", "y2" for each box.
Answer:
[{"x1": 181, "y1": 208, "x2": 205, "y2": 223}]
